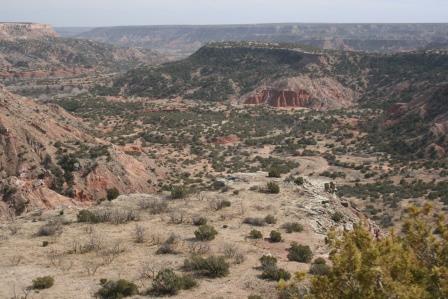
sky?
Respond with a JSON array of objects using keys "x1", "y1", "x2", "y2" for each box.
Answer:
[{"x1": 1, "y1": 0, "x2": 447, "y2": 27}]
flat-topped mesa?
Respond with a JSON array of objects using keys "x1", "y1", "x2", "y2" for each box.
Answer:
[
  {"x1": 0, "y1": 22, "x2": 57, "y2": 40},
  {"x1": 245, "y1": 88, "x2": 312, "y2": 108}
]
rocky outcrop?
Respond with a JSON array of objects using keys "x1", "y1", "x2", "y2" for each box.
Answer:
[
  {"x1": 0, "y1": 22, "x2": 57, "y2": 40},
  {"x1": 243, "y1": 76, "x2": 357, "y2": 110}
]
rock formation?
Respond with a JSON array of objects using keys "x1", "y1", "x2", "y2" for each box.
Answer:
[
  {"x1": 246, "y1": 89, "x2": 312, "y2": 108},
  {"x1": 243, "y1": 76, "x2": 357, "y2": 110}
]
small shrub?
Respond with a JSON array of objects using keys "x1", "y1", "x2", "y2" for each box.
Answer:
[
  {"x1": 223, "y1": 243, "x2": 238, "y2": 259},
  {"x1": 171, "y1": 186, "x2": 187, "y2": 199},
  {"x1": 211, "y1": 199, "x2": 231, "y2": 210},
  {"x1": 264, "y1": 214, "x2": 277, "y2": 224},
  {"x1": 268, "y1": 167, "x2": 281, "y2": 178},
  {"x1": 32, "y1": 276, "x2": 54, "y2": 289},
  {"x1": 107, "y1": 209, "x2": 139, "y2": 225},
  {"x1": 77, "y1": 209, "x2": 99, "y2": 223},
  {"x1": 309, "y1": 258, "x2": 331, "y2": 276},
  {"x1": 37, "y1": 220, "x2": 62, "y2": 236},
  {"x1": 294, "y1": 177, "x2": 304, "y2": 185},
  {"x1": 156, "y1": 234, "x2": 180, "y2": 254},
  {"x1": 183, "y1": 255, "x2": 229, "y2": 278},
  {"x1": 270, "y1": 230, "x2": 282, "y2": 243},
  {"x1": 243, "y1": 217, "x2": 266, "y2": 226},
  {"x1": 261, "y1": 266, "x2": 291, "y2": 281},
  {"x1": 212, "y1": 180, "x2": 226, "y2": 190},
  {"x1": 248, "y1": 295, "x2": 263, "y2": 299},
  {"x1": 106, "y1": 187, "x2": 120, "y2": 201},
  {"x1": 180, "y1": 274, "x2": 198, "y2": 290},
  {"x1": 134, "y1": 224, "x2": 145, "y2": 243},
  {"x1": 259, "y1": 255, "x2": 277, "y2": 269},
  {"x1": 266, "y1": 182, "x2": 280, "y2": 194},
  {"x1": 313, "y1": 257, "x2": 326, "y2": 265},
  {"x1": 194, "y1": 225, "x2": 218, "y2": 241},
  {"x1": 282, "y1": 222, "x2": 304, "y2": 233},
  {"x1": 287, "y1": 242, "x2": 313, "y2": 263},
  {"x1": 187, "y1": 242, "x2": 211, "y2": 255},
  {"x1": 150, "y1": 269, "x2": 197, "y2": 296},
  {"x1": 96, "y1": 279, "x2": 138, "y2": 299},
  {"x1": 278, "y1": 285, "x2": 302, "y2": 299},
  {"x1": 248, "y1": 229, "x2": 263, "y2": 239},
  {"x1": 139, "y1": 199, "x2": 169, "y2": 214},
  {"x1": 258, "y1": 255, "x2": 290, "y2": 281},
  {"x1": 77, "y1": 208, "x2": 138, "y2": 224},
  {"x1": 192, "y1": 216, "x2": 207, "y2": 226},
  {"x1": 332, "y1": 211, "x2": 344, "y2": 223}
]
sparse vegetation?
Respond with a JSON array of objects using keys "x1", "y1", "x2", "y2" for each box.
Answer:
[
  {"x1": 331, "y1": 211, "x2": 344, "y2": 223},
  {"x1": 77, "y1": 208, "x2": 139, "y2": 224},
  {"x1": 171, "y1": 186, "x2": 187, "y2": 199},
  {"x1": 287, "y1": 242, "x2": 313, "y2": 263},
  {"x1": 266, "y1": 182, "x2": 280, "y2": 194},
  {"x1": 243, "y1": 217, "x2": 266, "y2": 226},
  {"x1": 259, "y1": 255, "x2": 291, "y2": 281},
  {"x1": 183, "y1": 255, "x2": 230, "y2": 278},
  {"x1": 156, "y1": 234, "x2": 180, "y2": 254},
  {"x1": 37, "y1": 220, "x2": 62, "y2": 236},
  {"x1": 248, "y1": 229, "x2": 263, "y2": 239},
  {"x1": 96, "y1": 279, "x2": 138, "y2": 299},
  {"x1": 309, "y1": 257, "x2": 331, "y2": 276},
  {"x1": 149, "y1": 269, "x2": 197, "y2": 296},
  {"x1": 32, "y1": 276, "x2": 54, "y2": 289},
  {"x1": 194, "y1": 225, "x2": 218, "y2": 241},
  {"x1": 269, "y1": 230, "x2": 282, "y2": 243},
  {"x1": 282, "y1": 222, "x2": 304, "y2": 233},
  {"x1": 106, "y1": 187, "x2": 120, "y2": 201},
  {"x1": 192, "y1": 216, "x2": 207, "y2": 226},
  {"x1": 264, "y1": 214, "x2": 277, "y2": 224}
]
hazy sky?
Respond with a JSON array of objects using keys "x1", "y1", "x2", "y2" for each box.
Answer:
[{"x1": 2, "y1": 0, "x2": 447, "y2": 27}]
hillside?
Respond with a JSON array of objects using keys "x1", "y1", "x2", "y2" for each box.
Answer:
[
  {"x1": 0, "y1": 22, "x2": 166, "y2": 98},
  {"x1": 74, "y1": 23, "x2": 448, "y2": 57},
  {"x1": 113, "y1": 42, "x2": 358, "y2": 109},
  {"x1": 0, "y1": 37, "x2": 163, "y2": 78},
  {"x1": 110, "y1": 42, "x2": 448, "y2": 158},
  {"x1": 0, "y1": 86, "x2": 164, "y2": 218}
]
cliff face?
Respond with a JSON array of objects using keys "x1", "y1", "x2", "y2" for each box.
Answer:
[
  {"x1": 0, "y1": 23, "x2": 57, "y2": 40},
  {"x1": 243, "y1": 76, "x2": 357, "y2": 110},
  {"x1": 246, "y1": 89, "x2": 312, "y2": 108}
]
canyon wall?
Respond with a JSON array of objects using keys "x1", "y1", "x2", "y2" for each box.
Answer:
[{"x1": 244, "y1": 76, "x2": 357, "y2": 110}]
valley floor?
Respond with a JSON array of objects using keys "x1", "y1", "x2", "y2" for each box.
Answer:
[{"x1": 0, "y1": 173, "x2": 362, "y2": 299}]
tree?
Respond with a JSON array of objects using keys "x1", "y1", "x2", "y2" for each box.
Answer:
[{"x1": 309, "y1": 204, "x2": 448, "y2": 299}]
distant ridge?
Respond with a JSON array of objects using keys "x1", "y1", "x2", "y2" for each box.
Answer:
[
  {"x1": 71, "y1": 23, "x2": 448, "y2": 57},
  {"x1": 0, "y1": 22, "x2": 57, "y2": 40}
]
